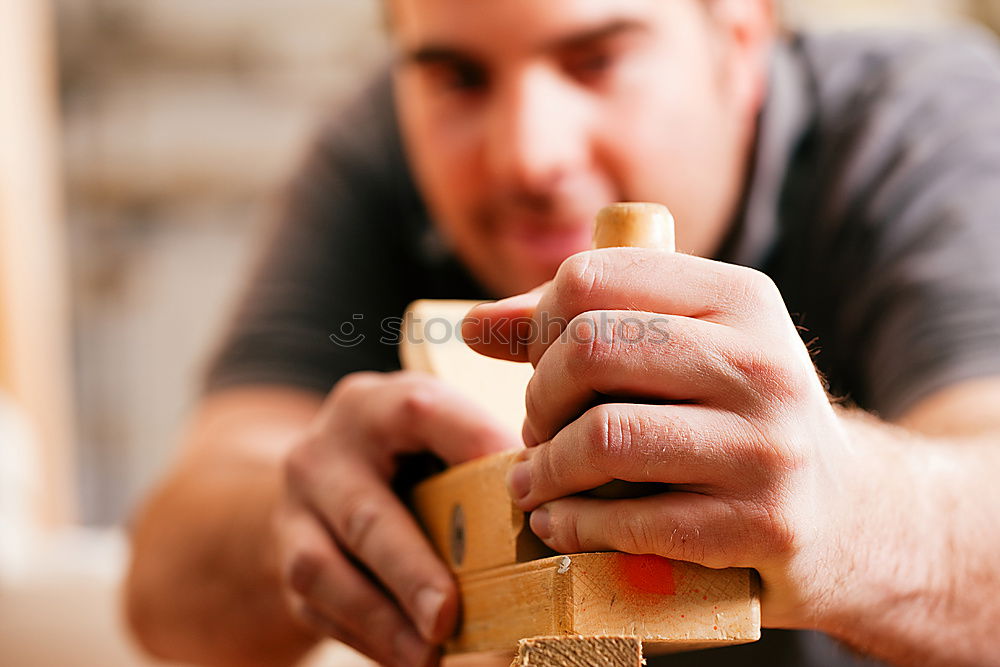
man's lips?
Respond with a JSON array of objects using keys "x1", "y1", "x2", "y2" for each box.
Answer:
[{"x1": 497, "y1": 221, "x2": 594, "y2": 268}]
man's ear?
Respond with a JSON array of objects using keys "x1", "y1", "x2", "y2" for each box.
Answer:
[{"x1": 707, "y1": 0, "x2": 776, "y2": 113}]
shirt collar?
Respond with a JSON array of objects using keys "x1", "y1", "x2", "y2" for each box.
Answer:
[{"x1": 722, "y1": 36, "x2": 813, "y2": 268}]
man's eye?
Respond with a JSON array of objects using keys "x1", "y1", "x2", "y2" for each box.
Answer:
[
  {"x1": 565, "y1": 49, "x2": 617, "y2": 84},
  {"x1": 426, "y1": 62, "x2": 488, "y2": 93}
]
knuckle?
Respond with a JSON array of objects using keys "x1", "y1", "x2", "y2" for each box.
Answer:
[
  {"x1": 725, "y1": 346, "x2": 807, "y2": 406},
  {"x1": 555, "y1": 251, "x2": 605, "y2": 307},
  {"x1": 285, "y1": 548, "x2": 325, "y2": 597},
  {"x1": 718, "y1": 266, "x2": 782, "y2": 316},
  {"x1": 758, "y1": 437, "x2": 807, "y2": 475},
  {"x1": 338, "y1": 496, "x2": 383, "y2": 557},
  {"x1": 524, "y1": 379, "x2": 545, "y2": 435},
  {"x1": 398, "y1": 383, "x2": 443, "y2": 424},
  {"x1": 583, "y1": 405, "x2": 633, "y2": 472},
  {"x1": 747, "y1": 499, "x2": 798, "y2": 557},
  {"x1": 563, "y1": 511, "x2": 584, "y2": 554},
  {"x1": 659, "y1": 413, "x2": 696, "y2": 451},
  {"x1": 613, "y1": 505, "x2": 657, "y2": 554},
  {"x1": 530, "y1": 445, "x2": 559, "y2": 495},
  {"x1": 283, "y1": 437, "x2": 318, "y2": 490},
  {"x1": 736, "y1": 413, "x2": 806, "y2": 475},
  {"x1": 565, "y1": 312, "x2": 609, "y2": 372},
  {"x1": 740, "y1": 267, "x2": 782, "y2": 307},
  {"x1": 332, "y1": 371, "x2": 381, "y2": 402}
]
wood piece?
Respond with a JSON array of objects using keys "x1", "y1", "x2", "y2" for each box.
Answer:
[
  {"x1": 400, "y1": 299, "x2": 533, "y2": 436},
  {"x1": 451, "y1": 552, "x2": 760, "y2": 655},
  {"x1": 510, "y1": 636, "x2": 643, "y2": 667},
  {"x1": 412, "y1": 450, "x2": 552, "y2": 574},
  {"x1": 412, "y1": 455, "x2": 761, "y2": 654},
  {"x1": 593, "y1": 202, "x2": 675, "y2": 251}
]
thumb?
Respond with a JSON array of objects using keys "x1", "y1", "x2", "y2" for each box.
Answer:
[{"x1": 461, "y1": 284, "x2": 549, "y2": 363}]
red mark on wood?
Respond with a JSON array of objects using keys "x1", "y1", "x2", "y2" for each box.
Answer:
[{"x1": 619, "y1": 554, "x2": 675, "y2": 595}]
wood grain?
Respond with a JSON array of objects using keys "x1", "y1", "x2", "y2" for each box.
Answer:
[
  {"x1": 451, "y1": 552, "x2": 760, "y2": 655},
  {"x1": 510, "y1": 636, "x2": 643, "y2": 667}
]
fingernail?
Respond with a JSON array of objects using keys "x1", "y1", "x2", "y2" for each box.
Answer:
[
  {"x1": 394, "y1": 627, "x2": 433, "y2": 667},
  {"x1": 507, "y1": 461, "x2": 531, "y2": 501},
  {"x1": 415, "y1": 587, "x2": 446, "y2": 640},
  {"x1": 531, "y1": 506, "x2": 551, "y2": 541}
]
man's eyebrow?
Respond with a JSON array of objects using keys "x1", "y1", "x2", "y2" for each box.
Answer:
[
  {"x1": 403, "y1": 45, "x2": 478, "y2": 66},
  {"x1": 542, "y1": 18, "x2": 650, "y2": 52},
  {"x1": 401, "y1": 18, "x2": 649, "y2": 66}
]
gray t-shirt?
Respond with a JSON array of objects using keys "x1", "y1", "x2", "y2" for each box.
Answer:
[{"x1": 207, "y1": 29, "x2": 1000, "y2": 666}]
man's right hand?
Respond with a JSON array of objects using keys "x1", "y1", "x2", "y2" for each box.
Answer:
[{"x1": 276, "y1": 370, "x2": 520, "y2": 666}]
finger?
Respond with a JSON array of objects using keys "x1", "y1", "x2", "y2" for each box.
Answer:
[
  {"x1": 295, "y1": 603, "x2": 438, "y2": 667},
  {"x1": 300, "y1": 457, "x2": 460, "y2": 644},
  {"x1": 523, "y1": 310, "x2": 752, "y2": 444},
  {"x1": 525, "y1": 248, "x2": 788, "y2": 366},
  {"x1": 530, "y1": 493, "x2": 745, "y2": 569},
  {"x1": 508, "y1": 403, "x2": 753, "y2": 511},
  {"x1": 275, "y1": 505, "x2": 435, "y2": 667},
  {"x1": 462, "y1": 287, "x2": 546, "y2": 362},
  {"x1": 361, "y1": 372, "x2": 522, "y2": 465}
]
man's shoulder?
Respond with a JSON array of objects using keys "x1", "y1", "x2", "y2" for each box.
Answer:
[
  {"x1": 309, "y1": 66, "x2": 407, "y2": 182},
  {"x1": 769, "y1": 25, "x2": 1000, "y2": 224},
  {"x1": 791, "y1": 26, "x2": 1000, "y2": 123}
]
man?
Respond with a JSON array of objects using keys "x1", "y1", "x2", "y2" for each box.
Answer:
[{"x1": 125, "y1": 1, "x2": 1000, "y2": 666}]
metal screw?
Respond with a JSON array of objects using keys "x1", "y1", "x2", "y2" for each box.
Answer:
[{"x1": 450, "y1": 503, "x2": 465, "y2": 567}]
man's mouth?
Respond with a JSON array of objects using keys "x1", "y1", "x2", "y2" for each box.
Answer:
[{"x1": 498, "y1": 220, "x2": 594, "y2": 269}]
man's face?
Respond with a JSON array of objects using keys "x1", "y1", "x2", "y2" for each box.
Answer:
[{"x1": 392, "y1": 0, "x2": 772, "y2": 296}]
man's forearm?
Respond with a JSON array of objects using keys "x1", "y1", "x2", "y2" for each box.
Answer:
[
  {"x1": 126, "y1": 389, "x2": 324, "y2": 667},
  {"x1": 817, "y1": 410, "x2": 1000, "y2": 666},
  {"x1": 127, "y1": 458, "x2": 317, "y2": 666}
]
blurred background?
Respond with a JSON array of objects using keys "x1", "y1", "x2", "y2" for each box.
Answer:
[{"x1": 2, "y1": 1, "x2": 999, "y2": 665}]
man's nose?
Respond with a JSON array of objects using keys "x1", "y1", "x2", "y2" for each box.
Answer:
[{"x1": 486, "y1": 67, "x2": 590, "y2": 195}]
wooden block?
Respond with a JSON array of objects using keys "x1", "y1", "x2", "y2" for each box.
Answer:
[
  {"x1": 412, "y1": 450, "x2": 552, "y2": 574},
  {"x1": 511, "y1": 636, "x2": 643, "y2": 667},
  {"x1": 450, "y1": 552, "x2": 760, "y2": 655},
  {"x1": 412, "y1": 454, "x2": 760, "y2": 656},
  {"x1": 400, "y1": 299, "x2": 534, "y2": 437}
]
